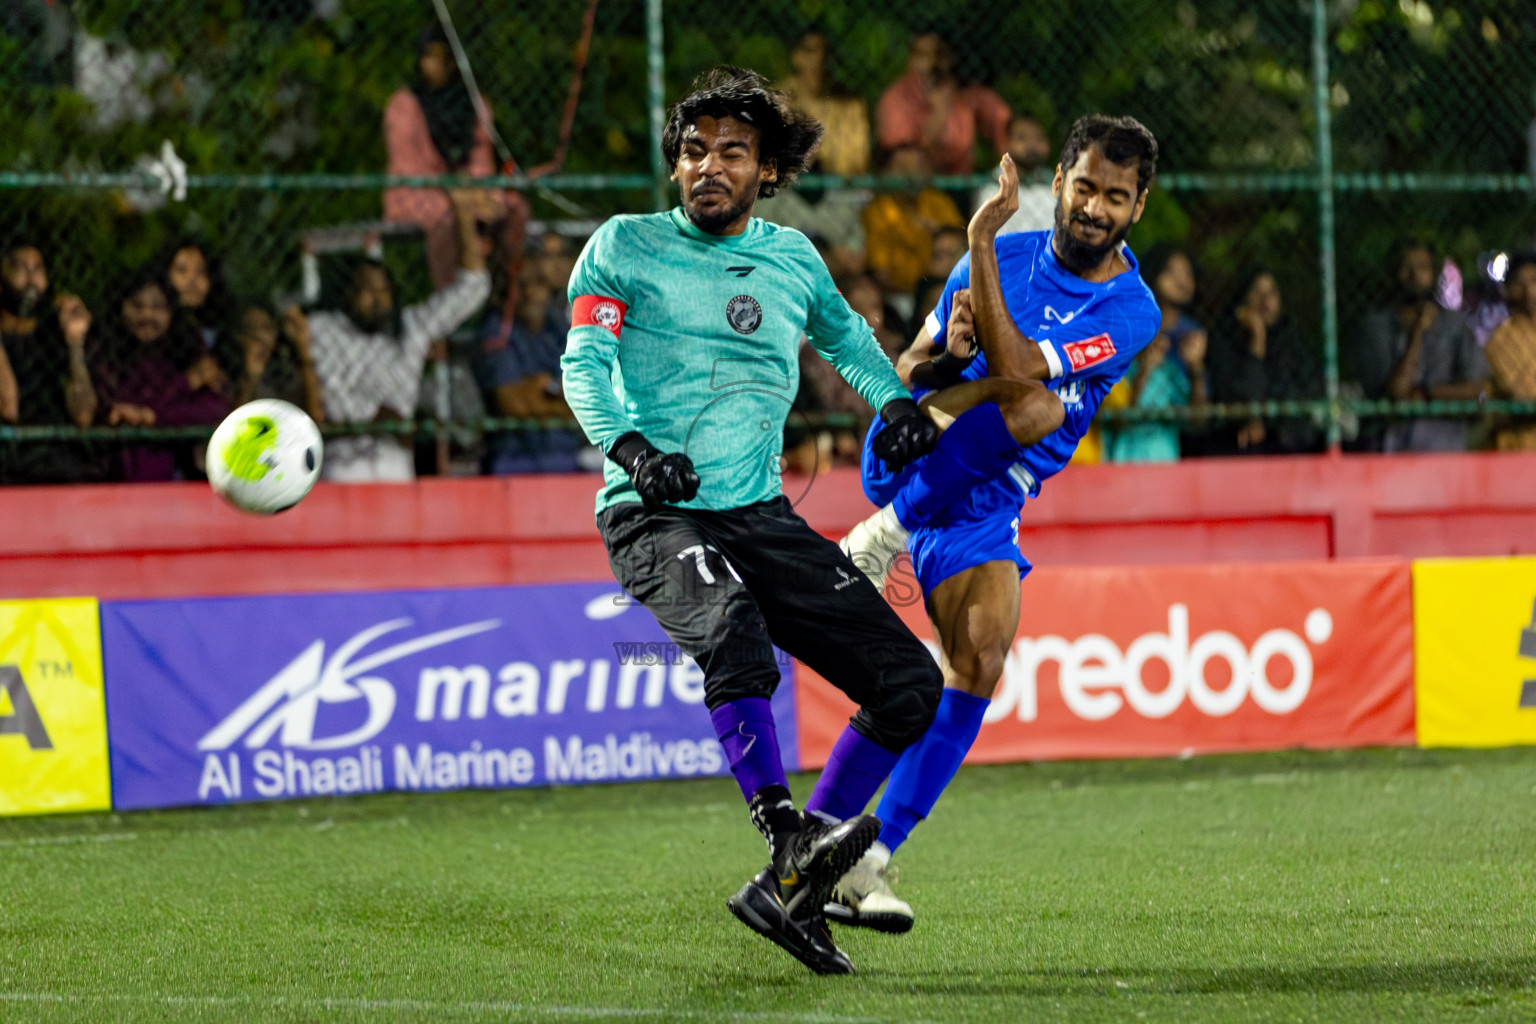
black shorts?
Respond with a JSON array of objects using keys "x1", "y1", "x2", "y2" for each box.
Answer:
[{"x1": 597, "y1": 497, "x2": 942, "y2": 752}]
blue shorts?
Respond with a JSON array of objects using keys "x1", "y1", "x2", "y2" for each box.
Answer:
[{"x1": 860, "y1": 417, "x2": 1032, "y2": 605}]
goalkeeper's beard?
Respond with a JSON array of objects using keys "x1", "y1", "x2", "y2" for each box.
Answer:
[{"x1": 684, "y1": 182, "x2": 754, "y2": 234}]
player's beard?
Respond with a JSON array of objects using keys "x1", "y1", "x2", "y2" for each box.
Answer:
[
  {"x1": 684, "y1": 181, "x2": 754, "y2": 235},
  {"x1": 1052, "y1": 200, "x2": 1130, "y2": 275}
]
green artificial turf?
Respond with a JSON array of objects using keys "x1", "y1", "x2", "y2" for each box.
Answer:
[{"x1": 3, "y1": 746, "x2": 1535, "y2": 1023}]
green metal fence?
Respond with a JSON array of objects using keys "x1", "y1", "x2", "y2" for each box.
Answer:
[{"x1": 1, "y1": 0, "x2": 1534, "y2": 479}]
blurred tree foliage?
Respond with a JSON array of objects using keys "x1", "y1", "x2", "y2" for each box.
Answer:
[{"x1": 0, "y1": 0, "x2": 1531, "y2": 361}]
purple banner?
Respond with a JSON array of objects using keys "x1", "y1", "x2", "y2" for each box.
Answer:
[{"x1": 102, "y1": 583, "x2": 797, "y2": 811}]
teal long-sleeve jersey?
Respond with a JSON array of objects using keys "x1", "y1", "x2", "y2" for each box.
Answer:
[{"x1": 561, "y1": 208, "x2": 910, "y2": 515}]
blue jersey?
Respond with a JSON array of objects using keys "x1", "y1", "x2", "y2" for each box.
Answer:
[
  {"x1": 860, "y1": 229, "x2": 1159, "y2": 600},
  {"x1": 921, "y1": 229, "x2": 1160, "y2": 499}
]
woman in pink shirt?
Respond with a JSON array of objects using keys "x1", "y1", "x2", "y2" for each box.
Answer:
[
  {"x1": 877, "y1": 33, "x2": 1012, "y2": 175},
  {"x1": 384, "y1": 26, "x2": 527, "y2": 290}
]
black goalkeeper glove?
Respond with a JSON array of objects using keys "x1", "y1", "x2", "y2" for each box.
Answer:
[
  {"x1": 872, "y1": 398, "x2": 939, "y2": 474},
  {"x1": 608, "y1": 432, "x2": 701, "y2": 509}
]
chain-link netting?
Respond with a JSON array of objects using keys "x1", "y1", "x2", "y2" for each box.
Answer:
[
  {"x1": 1328, "y1": 1, "x2": 1536, "y2": 453},
  {"x1": 1, "y1": 0, "x2": 1534, "y2": 484}
]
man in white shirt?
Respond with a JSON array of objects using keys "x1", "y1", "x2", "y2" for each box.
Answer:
[
  {"x1": 309, "y1": 188, "x2": 491, "y2": 481},
  {"x1": 973, "y1": 114, "x2": 1055, "y2": 236}
]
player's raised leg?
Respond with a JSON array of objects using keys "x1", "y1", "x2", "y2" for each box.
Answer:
[
  {"x1": 842, "y1": 377, "x2": 1062, "y2": 589},
  {"x1": 826, "y1": 558, "x2": 1020, "y2": 930}
]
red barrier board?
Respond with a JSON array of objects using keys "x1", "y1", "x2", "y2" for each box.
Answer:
[
  {"x1": 797, "y1": 560, "x2": 1415, "y2": 766},
  {"x1": 4, "y1": 453, "x2": 1536, "y2": 601}
]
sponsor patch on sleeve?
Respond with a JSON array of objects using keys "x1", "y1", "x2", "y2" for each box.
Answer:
[
  {"x1": 1062, "y1": 333, "x2": 1117, "y2": 372},
  {"x1": 572, "y1": 295, "x2": 627, "y2": 338}
]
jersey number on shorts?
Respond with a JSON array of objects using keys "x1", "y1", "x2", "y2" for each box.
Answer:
[{"x1": 677, "y1": 544, "x2": 742, "y2": 585}]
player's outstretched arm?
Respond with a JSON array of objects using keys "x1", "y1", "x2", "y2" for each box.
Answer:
[
  {"x1": 803, "y1": 248, "x2": 912, "y2": 414},
  {"x1": 968, "y1": 155, "x2": 1050, "y2": 382},
  {"x1": 800, "y1": 256, "x2": 938, "y2": 471}
]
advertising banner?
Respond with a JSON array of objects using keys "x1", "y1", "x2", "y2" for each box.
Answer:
[
  {"x1": 1414, "y1": 557, "x2": 1536, "y2": 748},
  {"x1": 0, "y1": 598, "x2": 111, "y2": 816},
  {"x1": 103, "y1": 583, "x2": 796, "y2": 811},
  {"x1": 798, "y1": 560, "x2": 1414, "y2": 766}
]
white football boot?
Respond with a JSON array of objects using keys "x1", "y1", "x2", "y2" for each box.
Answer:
[
  {"x1": 838, "y1": 504, "x2": 910, "y2": 592},
  {"x1": 824, "y1": 849, "x2": 914, "y2": 934}
]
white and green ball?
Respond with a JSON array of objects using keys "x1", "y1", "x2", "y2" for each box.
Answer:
[{"x1": 207, "y1": 400, "x2": 323, "y2": 515}]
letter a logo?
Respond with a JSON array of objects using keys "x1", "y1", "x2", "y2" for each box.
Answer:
[{"x1": 0, "y1": 665, "x2": 53, "y2": 750}]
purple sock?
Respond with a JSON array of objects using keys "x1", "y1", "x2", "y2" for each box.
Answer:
[
  {"x1": 805, "y1": 726, "x2": 901, "y2": 823},
  {"x1": 890, "y1": 402, "x2": 1023, "y2": 530},
  {"x1": 710, "y1": 697, "x2": 788, "y2": 802}
]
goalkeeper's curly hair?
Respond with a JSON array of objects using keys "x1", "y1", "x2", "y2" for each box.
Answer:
[{"x1": 661, "y1": 66, "x2": 823, "y2": 200}]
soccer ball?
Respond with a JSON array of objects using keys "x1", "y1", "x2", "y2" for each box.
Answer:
[{"x1": 207, "y1": 400, "x2": 323, "y2": 515}]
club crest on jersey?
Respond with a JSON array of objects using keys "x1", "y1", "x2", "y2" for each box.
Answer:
[
  {"x1": 726, "y1": 294, "x2": 762, "y2": 335},
  {"x1": 1063, "y1": 333, "x2": 1116, "y2": 371}
]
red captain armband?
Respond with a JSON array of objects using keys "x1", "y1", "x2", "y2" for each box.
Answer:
[
  {"x1": 1062, "y1": 333, "x2": 1117, "y2": 371},
  {"x1": 572, "y1": 295, "x2": 628, "y2": 338}
]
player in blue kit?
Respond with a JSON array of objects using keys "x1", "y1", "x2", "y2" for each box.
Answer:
[{"x1": 826, "y1": 115, "x2": 1162, "y2": 931}]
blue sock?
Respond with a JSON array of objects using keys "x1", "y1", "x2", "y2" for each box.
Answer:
[
  {"x1": 874, "y1": 689, "x2": 991, "y2": 853},
  {"x1": 890, "y1": 403, "x2": 1023, "y2": 531}
]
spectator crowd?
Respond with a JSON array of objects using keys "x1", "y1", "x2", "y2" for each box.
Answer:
[{"x1": 2, "y1": 25, "x2": 1533, "y2": 487}]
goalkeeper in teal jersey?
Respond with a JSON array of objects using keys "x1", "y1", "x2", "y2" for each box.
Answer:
[{"x1": 560, "y1": 67, "x2": 944, "y2": 976}]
